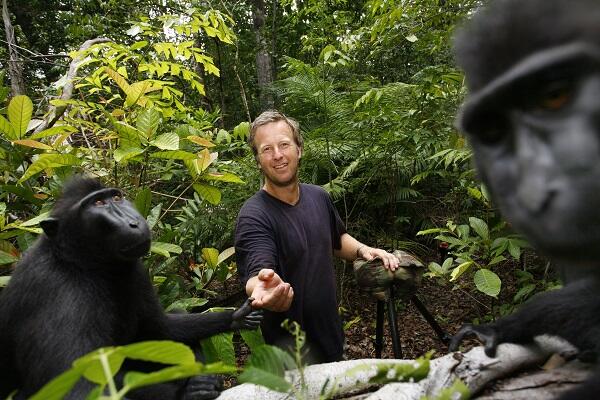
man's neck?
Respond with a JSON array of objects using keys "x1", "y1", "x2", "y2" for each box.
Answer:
[{"x1": 263, "y1": 180, "x2": 300, "y2": 205}]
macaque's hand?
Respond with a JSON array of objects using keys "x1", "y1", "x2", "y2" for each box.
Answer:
[
  {"x1": 230, "y1": 297, "x2": 263, "y2": 330},
  {"x1": 250, "y1": 269, "x2": 294, "y2": 312}
]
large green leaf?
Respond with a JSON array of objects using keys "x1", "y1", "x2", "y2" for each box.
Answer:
[
  {"x1": 114, "y1": 122, "x2": 145, "y2": 148},
  {"x1": 8, "y1": 95, "x2": 33, "y2": 139},
  {"x1": 193, "y1": 183, "x2": 221, "y2": 205},
  {"x1": 201, "y1": 332, "x2": 235, "y2": 366},
  {"x1": 150, "y1": 150, "x2": 197, "y2": 160},
  {"x1": 469, "y1": 217, "x2": 489, "y2": 241},
  {"x1": 114, "y1": 147, "x2": 144, "y2": 163},
  {"x1": 29, "y1": 366, "x2": 85, "y2": 400},
  {"x1": 0, "y1": 250, "x2": 18, "y2": 265},
  {"x1": 201, "y1": 247, "x2": 219, "y2": 269},
  {"x1": 73, "y1": 347, "x2": 125, "y2": 384},
  {"x1": 136, "y1": 108, "x2": 161, "y2": 139},
  {"x1": 244, "y1": 344, "x2": 296, "y2": 376},
  {"x1": 134, "y1": 187, "x2": 152, "y2": 218},
  {"x1": 121, "y1": 341, "x2": 195, "y2": 365},
  {"x1": 150, "y1": 241, "x2": 183, "y2": 257},
  {"x1": 19, "y1": 154, "x2": 81, "y2": 183},
  {"x1": 474, "y1": 269, "x2": 501, "y2": 297},
  {"x1": 150, "y1": 132, "x2": 179, "y2": 150},
  {"x1": 29, "y1": 125, "x2": 77, "y2": 140},
  {"x1": 449, "y1": 260, "x2": 473, "y2": 282},
  {"x1": 203, "y1": 172, "x2": 244, "y2": 184},
  {"x1": 0, "y1": 276, "x2": 10, "y2": 287},
  {"x1": 217, "y1": 246, "x2": 235, "y2": 266},
  {"x1": 0, "y1": 114, "x2": 16, "y2": 139},
  {"x1": 238, "y1": 367, "x2": 292, "y2": 393},
  {"x1": 240, "y1": 329, "x2": 265, "y2": 352}
]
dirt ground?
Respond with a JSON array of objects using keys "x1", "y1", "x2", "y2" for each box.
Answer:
[{"x1": 218, "y1": 252, "x2": 547, "y2": 364}]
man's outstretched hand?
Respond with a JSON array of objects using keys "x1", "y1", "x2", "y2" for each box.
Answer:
[{"x1": 247, "y1": 268, "x2": 294, "y2": 312}]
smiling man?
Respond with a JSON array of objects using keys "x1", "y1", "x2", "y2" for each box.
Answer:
[{"x1": 234, "y1": 110, "x2": 398, "y2": 363}]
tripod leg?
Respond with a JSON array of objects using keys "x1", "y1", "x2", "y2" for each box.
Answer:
[
  {"x1": 375, "y1": 299, "x2": 384, "y2": 358},
  {"x1": 387, "y1": 286, "x2": 403, "y2": 359},
  {"x1": 411, "y1": 295, "x2": 451, "y2": 345}
]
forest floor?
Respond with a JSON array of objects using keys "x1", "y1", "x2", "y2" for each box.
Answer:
[{"x1": 216, "y1": 251, "x2": 549, "y2": 364}]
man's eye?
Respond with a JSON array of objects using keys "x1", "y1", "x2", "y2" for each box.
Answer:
[
  {"x1": 262, "y1": 147, "x2": 273, "y2": 155},
  {"x1": 280, "y1": 142, "x2": 290, "y2": 149}
]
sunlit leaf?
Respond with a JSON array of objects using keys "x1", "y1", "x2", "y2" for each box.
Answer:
[
  {"x1": 186, "y1": 135, "x2": 215, "y2": 148},
  {"x1": 150, "y1": 242, "x2": 183, "y2": 258},
  {"x1": 474, "y1": 269, "x2": 501, "y2": 297},
  {"x1": 449, "y1": 261, "x2": 473, "y2": 282},
  {"x1": 13, "y1": 139, "x2": 53, "y2": 150},
  {"x1": 204, "y1": 172, "x2": 244, "y2": 184},
  {"x1": 19, "y1": 154, "x2": 81, "y2": 183},
  {"x1": 150, "y1": 150, "x2": 196, "y2": 160},
  {"x1": 8, "y1": 95, "x2": 33, "y2": 138},
  {"x1": 193, "y1": 183, "x2": 221, "y2": 205},
  {"x1": 150, "y1": 132, "x2": 179, "y2": 150}
]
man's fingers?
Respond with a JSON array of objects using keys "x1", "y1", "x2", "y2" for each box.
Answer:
[{"x1": 258, "y1": 268, "x2": 275, "y2": 281}]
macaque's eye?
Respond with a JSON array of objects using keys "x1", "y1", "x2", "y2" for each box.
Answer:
[
  {"x1": 113, "y1": 195, "x2": 122, "y2": 202},
  {"x1": 94, "y1": 199, "x2": 106, "y2": 206},
  {"x1": 535, "y1": 80, "x2": 574, "y2": 111}
]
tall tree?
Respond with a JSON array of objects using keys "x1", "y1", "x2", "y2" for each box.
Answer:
[
  {"x1": 252, "y1": 0, "x2": 274, "y2": 111},
  {"x1": 2, "y1": 0, "x2": 24, "y2": 95}
]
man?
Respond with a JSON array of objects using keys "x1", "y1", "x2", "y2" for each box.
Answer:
[{"x1": 235, "y1": 110, "x2": 398, "y2": 363}]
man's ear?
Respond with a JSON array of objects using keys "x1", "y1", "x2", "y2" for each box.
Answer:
[
  {"x1": 40, "y1": 217, "x2": 59, "y2": 238},
  {"x1": 298, "y1": 147, "x2": 302, "y2": 158}
]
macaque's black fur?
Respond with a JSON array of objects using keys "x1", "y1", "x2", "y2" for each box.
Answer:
[
  {"x1": 451, "y1": 0, "x2": 600, "y2": 399},
  {"x1": 454, "y1": 0, "x2": 600, "y2": 92},
  {"x1": 0, "y1": 176, "x2": 261, "y2": 400}
]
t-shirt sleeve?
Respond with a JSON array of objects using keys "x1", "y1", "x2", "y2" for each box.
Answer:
[
  {"x1": 234, "y1": 208, "x2": 278, "y2": 285},
  {"x1": 325, "y1": 191, "x2": 346, "y2": 250}
]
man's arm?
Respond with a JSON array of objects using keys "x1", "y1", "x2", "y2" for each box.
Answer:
[
  {"x1": 246, "y1": 269, "x2": 294, "y2": 312},
  {"x1": 334, "y1": 233, "x2": 399, "y2": 271}
]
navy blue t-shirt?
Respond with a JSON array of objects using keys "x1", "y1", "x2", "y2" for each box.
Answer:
[{"x1": 235, "y1": 184, "x2": 346, "y2": 362}]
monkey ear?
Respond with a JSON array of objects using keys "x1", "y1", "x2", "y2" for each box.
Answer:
[{"x1": 40, "y1": 218, "x2": 59, "y2": 238}]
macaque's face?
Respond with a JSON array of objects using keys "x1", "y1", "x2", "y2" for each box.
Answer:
[{"x1": 460, "y1": 45, "x2": 600, "y2": 262}]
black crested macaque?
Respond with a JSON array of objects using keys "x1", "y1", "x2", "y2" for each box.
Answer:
[
  {"x1": 0, "y1": 177, "x2": 263, "y2": 400},
  {"x1": 449, "y1": 0, "x2": 600, "y2": 399}
]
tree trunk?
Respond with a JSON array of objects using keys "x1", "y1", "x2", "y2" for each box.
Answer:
[
  {"x1": 2, "y1": 0, "x2": 25, "y2": 96},
  {"x1": 252, "y1": 0, "x2": 274, "y2": 111}
]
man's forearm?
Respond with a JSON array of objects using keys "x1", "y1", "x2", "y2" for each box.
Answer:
[{"x1": 334, "y1": 233, "x2": 367, "y2": 261}]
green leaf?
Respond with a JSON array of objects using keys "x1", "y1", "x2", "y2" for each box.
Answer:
[
  {"x1": 8, "y1": 95, "x2": 33, "y2": 138},
  {"x1": 114, "y1": 147, "x2": 144, "y2": 163},
  {"x1": 232, "y1": 122, "x2": 249, "y2": 140},
  {"x1": 507, "y1": 239, "x2": 522, "y2": 260},
  {"x1": 245, "y1": 344, "x2": 296, "y2": 375},
  {"x1": 474, "y1": 269, "x2": 501, "y2": 297},
  {"x1": 29, "y1": 125, "x2": 77, "y2": 140},
  {"x1": 201, "y1": 247, "x2": 219, "y2": 269},
  {"x1": 150, "y1": 150, "x2": 197, "y2": 160},
  {"x1": 469, "y1": 217, "x2": 489, "y2": 241},
  {"x1": 238, "y1": 366, "x2": 292, "y2": 393},
  {"x1": 125, "y1": 81, "x2": 154, "y2": 107},
  {"x1": 121, "y1": 341, "x2": 195, "y2": 365},
  {"x1": 19, "y1": 154, "x2": 81, "y2": 183},
  {"x1": 201, "y1": 332, "x2": 235, "y2": 366},
  {"x1": 514, "y1": 283, "x2": 536, "y2": 303},
  {"x1": 29, "y1": 366, "x2": 84, "y2": 400},
  {"x1": 0, "y1": 114, "x2": 16, "y2": 139},
  {"x1": 240, "y1": 329, "x2": 265, "y2": 352},
  {"x1": 217, "y1": 246, "x2": 235, "y2": 266},
  {"x1": 150, "y1": 242, "x2": 183, "y2": 258},
  {"x1": 105, "y1": 67, "x2": 131, "y2": 94},
  {"x1": 73, "y1": 347, "x2": 124, "y2": 384},
  {"x1": 186, "y1": 135, "x2": 215, "y2": 148},
  {"x1": 150, "y1": 132, "x2": 179, "y2": 150},
  {"x1": 13, "y1": 139, "x2": 53, "y2": 150},
  {"x1": 449, "y1": 260, "x2": 473, "y2": 282},
  {"x1": 136, "y1": 108, "x2": 161, "y2": 139},
  {"x1": 134, "y1": 188, "x2": 152, "y2": 217},
  {"x1": 165, "y1": 297, "x2": 208, "y2": 312},
  {"x1": 114, "y1": 121, "x2": 146, "y2": 148},
  {"x1": 0, "y1": 276, "x2": 10, "y2": 287},
  {"x1": 193, "y1": 183, "x2": 221, "y2": 205},
  {"x1": 203, "y1": 172, "x2": 244, "y2": 184}
]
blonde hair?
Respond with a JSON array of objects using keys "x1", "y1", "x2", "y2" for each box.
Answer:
[{"x1": 248, "y1": 110, "x2": 303, "y2": 159}]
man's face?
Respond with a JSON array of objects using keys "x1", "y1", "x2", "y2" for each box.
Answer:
[{"x1": 254, "y1": 120, "x2": 302, "y2": 188}]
